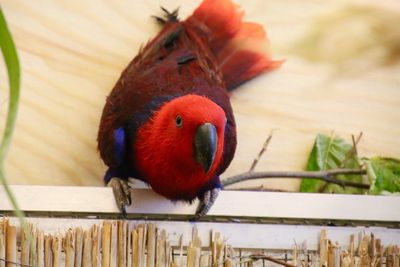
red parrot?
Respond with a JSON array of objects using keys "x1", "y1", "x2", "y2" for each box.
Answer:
[{"x1": 97, "y1": 0, "x2": 281, "y2": 217}]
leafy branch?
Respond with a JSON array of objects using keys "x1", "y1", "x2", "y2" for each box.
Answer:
[
  {"x1": 224, "y1": 131, "x2": 399, "y2": 194},
  {"x1": 223, "y1": 132, "x2": 371, "y2": 191}
]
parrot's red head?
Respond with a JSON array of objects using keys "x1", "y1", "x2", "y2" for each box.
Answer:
[{"x1": 134, "y1": 94, "x2": 226, "y2": 200}]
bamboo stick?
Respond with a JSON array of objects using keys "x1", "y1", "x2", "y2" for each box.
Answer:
[
  {"x1": 387, "y1": 245, "x2": 400, "y2": 267},
  {"x1": 353, "y1": 256, "x2": 361, "y2": 267},
  {"x1": 102, "y1": 221, "x2": 112, "y2": 267},
  {"x1": 201, "y1": 254, "x2": 211, "y2": 267},
  {"x1": 110, "y1": 221, "x2": 118, "y2": 267},
  {"x1": 213, "y1": 232, "x2": 224, "y2": 267},
  {"x1": 191, "y1": 228, "x2": 201, "y2": 267},
  {"x1": 37, "y1": 230, "x2": 44, "y2": 267},
  {"x1": 142, "y1": 225, "x2": 148, "y2": 267},
  {"x1": 5, "y1": 221, "x2": 16, "y2": 267},
  {"x1": 117, "y1": 221, "x2": 126, "y2": 267},
  {"x1": 360, "y1": 235, "x2": 371, "y2": 267},
  {"x1": 51, "y1": 235, "x2": 61, "y2": 267},
  {"x1": 155, "y1": 228, "x2": 165, "y2": 267},
  {"x1": 29, "y1": 225, "x2": 37, "y2": 267},
  {"x1": 187, "y1": 242, "x2": 200, "y2": 267},
  {"x1": 224, "y1": 258, "x2": 232, "y2": 267},
  {"x1": 146, "y1": 224, "x2": 156, "y2": 267},
  {"x1": 131, "y1": 229, "x2": 138, "y2": 267},
  {"x1": 357, "y1": 232, "x2": 363, "y2": 257},
  {"x1": 225, "y1": 246, "x2": 236, "y2": 267},
  {"x1": 340, "y1": 251, "x2": 351, "y2": 267},
  {"x1": 0, "y1": 219, "x2": 4, "y2": 267},
  {"x1": 124, "y1": 222, "x2": 129, "y2": 267},
  {"x1": 91, "y1": 225, "x2": 100, "y2": 267},
  {"x1": 193, "y1": 246, "x2": 201, "y2": 267},
  {"x1": 20, "y1": 224, "x2": 30, "y2": 266},
  {"x1": 186, "y1": 242, "x2": 194, "y2": 267},
  {"x1": 177, "y1": 235, "x2": 183, "y2": 267},
  {"x1": 327, "y1": 242, "x2": 340, "y2": 267},
  {"x1": 165, "y1": 239, "x2": 171, "y2": 267},
  {"x1": 371, "y1": 235, "x2": 378, "y2": 267},
  {"x1": 370, "y1": 234, "x2": 376, "y2": 260},
  {"x1": 192, "y1": 228, "x2": 198, "y2": 247},
  {"x1": 350, "y1": 234, "x2": 355, "y2": 265},
  {"x1": 64, "y1": 229, "x2": 75, "y2": 267},
  {"x1": 75, "y1": 227, "x2": 83, "y2": 267},
  {"x1": 126, "y1": 222, "x2": 130, "y2": 267},
  {"x1": 82, "y1": 230, "x2": 92, "y2": 267},
  {"x1": 212, "y1": 231, "x2": 217, "y2": 267},
  {"x1": 387, "y1": 245, "x2": 394, "y2": 267},
  {"x1": 127, "y1": 223, "x2": 133, "y2": 267},
  {"x1": 137, "y1": 224, "x2": 145, "y2": 267},
  {"x1": 44, "y1": 235, "x2": 52, "y2": 267},
  {"x1": 375, "y1": 239, "x2": 383, "y2": 267},
  {"x1": 319, "y1": 230, "x2": 328, "y2": 267}
]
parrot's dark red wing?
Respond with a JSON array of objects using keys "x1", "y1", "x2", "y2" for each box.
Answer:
[
  {"x1": 97, "y1": 0, "x2": 281, "y2": 213},
  {"x1": 185, "y1": 0, "x2": 282, "y2": 90}
]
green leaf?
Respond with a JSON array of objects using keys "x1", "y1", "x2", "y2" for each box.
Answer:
[
  {"x1": 0, "y1": 7, "x2": 20, "y2": 162},
  {"x1": 367, "y1": 157, "x2": 400, "y2": 194},
  {"x1": 0, "y1": 6, "x2": 26, "y2": 225},
  {"x1": 300, "y1": 133, "x2": 365, "y2": 193}
]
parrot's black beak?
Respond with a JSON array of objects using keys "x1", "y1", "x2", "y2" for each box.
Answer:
[{"x1": 194, "y1": 123, "x2": 217, "y2": 173}]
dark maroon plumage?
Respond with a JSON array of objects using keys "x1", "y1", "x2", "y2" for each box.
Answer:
[{"x1": 97, "y1": 0, "x2": 281, "y2": 214}]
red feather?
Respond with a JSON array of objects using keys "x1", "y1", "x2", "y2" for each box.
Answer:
[
  {"x1": 186, "y1": 0, "x2": 283, "y2": 89},
  {"x1": 134, "y1": 95, "x2": 226, "y2": 200}
]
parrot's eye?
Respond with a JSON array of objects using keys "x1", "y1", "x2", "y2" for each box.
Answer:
[{"x1": 175, "y1": 115, "x2": 183, "y2": 128}]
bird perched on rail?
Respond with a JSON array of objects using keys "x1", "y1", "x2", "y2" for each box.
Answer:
[{"x1": 97, "y1": 0, "x2": 281, "y2": 218}]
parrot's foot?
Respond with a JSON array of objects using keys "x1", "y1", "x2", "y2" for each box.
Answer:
[
  {"x1": 194, "y1": 188, "x2": 220, "y2": 220},
  {"x1": 108, "y1": 177, "x2": 132, "y2": 218}
]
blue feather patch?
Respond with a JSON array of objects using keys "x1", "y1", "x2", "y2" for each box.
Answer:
[{"x1": 114, "y1": 127, "x2": 126, "y2": 165}]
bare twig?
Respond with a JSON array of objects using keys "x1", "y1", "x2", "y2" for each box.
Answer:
[
  {"x1": 250, "y1": 254, "x2": 296, "y2": 267},
  {"x1": 340, "y1": 132, "x2": 363, "y2": 168},
  {"x1": 222, "y1": 168, "x2": 369, "y2": 189},
  {"x1": 352, "y1": 134, "x2": 360, "y2": 156},
  {"x1": 249, "y1": 132, "x2": 274, "y2": 172},
  {"x1": 232, "y1": 185, "x2": 289, "y2": 192}
]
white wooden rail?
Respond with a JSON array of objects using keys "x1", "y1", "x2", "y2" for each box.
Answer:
[
  {"x1": 1, "y1": 186, "x2": 399, "y2": 222},
  {"x1": 1, "y1": 185, "x2": 400, "y2": 250}
]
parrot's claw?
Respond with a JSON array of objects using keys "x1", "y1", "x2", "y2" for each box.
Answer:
[
  {"x1": 108, "y1": 177, "x2": 132, "y2": 218},
  {"x1": 194, "y1": 188, "x2": 220, "y2": 220}
]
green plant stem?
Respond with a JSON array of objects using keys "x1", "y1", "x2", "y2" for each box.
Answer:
[
  {"x1": 0, "y1": 7, "x2": 20, "y2": 160},
  {"x1": 0, "y1": 168, "x2": 25, "y2": 219},
  {"x1": 0, "y1": 6, "x2": 27, "y2": 227}
]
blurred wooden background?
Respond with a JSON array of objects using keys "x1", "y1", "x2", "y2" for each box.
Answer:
[{"x1": 0, "y1": 0, "x2": 399, "y2": 191}]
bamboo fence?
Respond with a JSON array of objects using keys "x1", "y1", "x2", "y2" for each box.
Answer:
[{"x1": 0, "y1": 218, "x2": 399, "y2": 267}]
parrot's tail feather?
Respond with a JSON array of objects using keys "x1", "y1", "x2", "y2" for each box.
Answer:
[{"x1": 186, "y1": 0, "x2": 282, "y2": 90}]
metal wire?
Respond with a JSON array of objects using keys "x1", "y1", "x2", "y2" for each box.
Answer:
[{"x1": 0, "y1": 258, "x2": 36, "y2": 267}]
